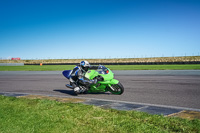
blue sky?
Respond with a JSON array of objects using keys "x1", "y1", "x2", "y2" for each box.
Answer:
[{"x1": 0, "y1": 0, "x2": 200, "y2": 59}]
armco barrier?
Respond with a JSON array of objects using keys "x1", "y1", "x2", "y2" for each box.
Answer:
[
  {"x1": 24, "y1": 61, "x2": 200, "y2": 65},
  {"x1": 0, "y1": 63, "x2": 24, "y2": 66}
]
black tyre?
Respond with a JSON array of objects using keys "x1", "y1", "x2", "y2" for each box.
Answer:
[
  {"x1": 74, "y1": 91, "x2": 78, "y2": 96},
  {"x1": 108, "y1": 82, "x2": 124, "y2": 95}
]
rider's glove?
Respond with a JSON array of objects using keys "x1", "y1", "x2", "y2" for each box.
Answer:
[
  {"x1": 93, "y1": 79, "x2": 97, "y2": 84},
  {"x1": 89, "y1": 79, "x2": 97, "y2": 84}
]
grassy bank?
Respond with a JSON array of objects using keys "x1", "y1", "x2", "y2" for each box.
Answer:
[
  {"x1": 1, "y1": 56, "x2": 200, "y2": 64},
  {"x1": 0, "y1": 64, "x2": 200, "y2": 71},
  {"x1": 0, "y1": 95, "x2": 199, "y2": 133},
  {"x1": 108, "y1": 64, "x2": 200, "y2": 70}
]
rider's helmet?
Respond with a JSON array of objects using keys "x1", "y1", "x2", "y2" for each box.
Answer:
[{"x1": 80, "y1": 60, "x2": 90, "y2": 72}]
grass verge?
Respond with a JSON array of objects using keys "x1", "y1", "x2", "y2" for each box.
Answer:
[
  {"x1": 0, "y1": 95, "x2": 200, "y2": 133},
  {"x1": 0, "y1": 64, "x2": 200, "y2": 71}
]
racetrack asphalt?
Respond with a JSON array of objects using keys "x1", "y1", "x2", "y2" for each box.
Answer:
[{"x1": 0, "y1": 70, "x2": 200, "y2": 115}]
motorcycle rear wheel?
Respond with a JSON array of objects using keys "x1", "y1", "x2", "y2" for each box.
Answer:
[{"x1": 108, "y1": 82, "x2": 124, "y2": 95}]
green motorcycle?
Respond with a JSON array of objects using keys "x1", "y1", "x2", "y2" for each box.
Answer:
[{"x1": 63, "y1": 65, "x2": 124, "y2": 95}]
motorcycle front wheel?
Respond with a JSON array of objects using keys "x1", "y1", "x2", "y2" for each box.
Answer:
[{"x1": 108, "y1": 82, "x2": 124, "y2": 95}]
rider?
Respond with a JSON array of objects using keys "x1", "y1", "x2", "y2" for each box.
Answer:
[{"x1": 69, "y1": 60, "x2": 98, "y2": 94}]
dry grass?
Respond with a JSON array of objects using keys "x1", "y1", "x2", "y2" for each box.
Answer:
[
  {"x1": 18, "y1": 95, "x2": 86, "y2": 103},
  {"x1": 1, "y1": 56, "x2": 200, "y2": 64}
]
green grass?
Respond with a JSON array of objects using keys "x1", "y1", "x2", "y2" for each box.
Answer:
[
  {"x1": 0, "y1": 65, "x2": 75, "y2": 71},
  {"x1": 0, "y1": 64, "x2": 200, "y2": 71},
  {"x1": 107, "y1": 64, "x2": 200, "y2": 70},
  {"x1": 0, "y1": 95, "x2": 200, "y2": 133}
]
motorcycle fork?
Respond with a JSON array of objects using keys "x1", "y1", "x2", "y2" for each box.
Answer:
[{"x1": 108, "y1": 84, "x2": 115, "y2": 91}]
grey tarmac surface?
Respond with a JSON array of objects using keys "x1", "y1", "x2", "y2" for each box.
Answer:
[
  {"x1": 0, "y1": 70, "x2": 200, "y2": 112},
  {"x1": 1, "y1": 70, "x2": 200, "y2": 76}
]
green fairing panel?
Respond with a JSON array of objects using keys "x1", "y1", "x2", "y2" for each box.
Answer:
[
  {"x1": 85, "y1": 70, "x2": 98, "y2": 80},
  {"x1": 88, "y1": 84, "x2": 107, "y2": 93},
  {"x1": 101, "y1": 68, "x2": 114, "y2": 81},
  {"x1": 110, "y1": 79, "x2": 119, "y2": 84},
  {"x1": 85, "y1": 68, "x2": 114, "y2": 81},
  {"x1": 85, "y1": 69, "x2": 119, "y2": 85}
]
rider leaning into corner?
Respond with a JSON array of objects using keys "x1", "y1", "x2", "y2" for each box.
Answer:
[{"x1": 69, "y1": 60, "x2": 99, "y2": 94}]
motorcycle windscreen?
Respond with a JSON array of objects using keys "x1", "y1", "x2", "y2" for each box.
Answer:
[{"x1": 62, "y1": 70, "x2": 72, "y2": 79}]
